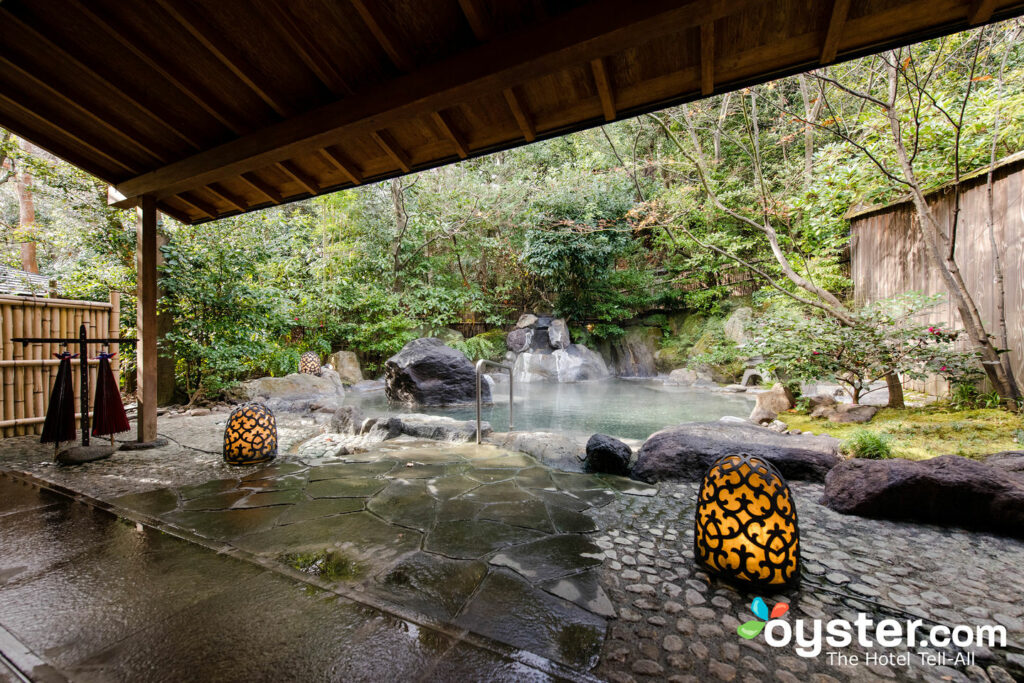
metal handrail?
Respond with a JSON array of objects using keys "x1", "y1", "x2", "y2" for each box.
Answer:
[{"x1": 476, "y1": 359, "x2": 513, "y2": 444}]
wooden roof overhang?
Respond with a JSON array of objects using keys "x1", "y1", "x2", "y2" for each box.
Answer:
[{"x1": 2, "y1": 0, "x2": 1022, "y2": 225}]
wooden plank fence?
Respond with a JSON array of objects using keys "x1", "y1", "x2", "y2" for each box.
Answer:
[
  {"x1": 849, "y1": 152, "x2": 1024, "y2": 396},
  {"x1": 0, "y1": 292, "x2": 120, "y2": 438}
]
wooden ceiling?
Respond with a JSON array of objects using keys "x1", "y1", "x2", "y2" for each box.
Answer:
[{"x1": 1, "y1": 0, "x2": 1022, "y2": 225}]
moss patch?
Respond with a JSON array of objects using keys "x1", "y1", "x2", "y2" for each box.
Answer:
[
  {"x1": 281, "y1": 549, "x2": 363, "y2": 582},
  {"x1": 779, "y1": 405, "x2": 1024, "y2": 460}
]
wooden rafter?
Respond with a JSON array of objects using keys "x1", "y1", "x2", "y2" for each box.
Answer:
[
  {"x1": 821, "y1": 0, "x2": 851, "y2": 65},
  {"x1": 431, "y1": 111, "x2": 469, "y2": 158},
  {"x1": 503, "y1": 88, "x2": 536, "y2": 142},
  {"x1": 319, "y1": 147, "x2": 363, "y2": 185},
  {"x1": 175, "y1": 191, "x2": 217, "y2": 219},
  {"x1": 0, "y1": 54, "x2": 168, "y2": 164},
  {"x1": 590, "y1": 58, "x2": 616, "y2": 121},
  {"x1": 349, "y1": 0, "x2": 414, "y2": 72},
  {"x1": 457, "y1": 0, "x2": 492, "y2": 41},
  {"x1": 155, "y1": 0, "x2": 293, "y2": 118},
  {"x1": 205, "y1": 182, "x2": 248, "y2": 213},
  {"x1": 372, "y1": 130, "x2": 411, "y2": 173},
  {"x1": 276, "y1": 160, "x2": 320, "y2": 194},
  {"x1": 700, "y1": 22, "x2": 715, "y2": 96},
  {"x1": 239, "y1": 172, "x2": 282, "y2": 204},
  {"x1": 968, "y1": 0, "x2": 997, "y2": 24},
  {"x1": 67, "y1": 0, "x2": 245, "y2": 135},
  {"x1": 0, "y1": 8, "x2": 201, "y2": 150},
  {"x1": 0, "y1": 91, "x2": 138, "y2": 174},
  {"x1": 261, "y1": 0, "x2": 352, "y2": 97}
]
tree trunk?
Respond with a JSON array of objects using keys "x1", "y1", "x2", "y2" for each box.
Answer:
[
  {"x1": 389, "y1": 179, "x2": 409, "y2": 291},
  {"x1": 884, "y1": 371, "x2": 904, "y2": 409},
  {"x1": 15, "y1": 139, "x2": 38, "y2": 273}
]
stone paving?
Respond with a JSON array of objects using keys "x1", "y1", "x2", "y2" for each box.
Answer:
[{"x1": 3, "y1": 413, "x2": 1024, "y2": 681}]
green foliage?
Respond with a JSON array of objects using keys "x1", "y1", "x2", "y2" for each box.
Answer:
[
  {"x1": 949, "y1": 383, "x2": 1006, "y2": 410},
  {"x1": 842, "y1": 429, "x2": 895, "y2": 459},
  {"x1": 452, "y1": 329, "x2": 506, "y2": 362},
  {"x1": 750, "y1": 293, "x2": 983, "y2": 403}
]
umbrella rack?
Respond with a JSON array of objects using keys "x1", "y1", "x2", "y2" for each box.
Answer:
[{"x1": 13, "y1": 323, "x2": 137, "y2": 447}]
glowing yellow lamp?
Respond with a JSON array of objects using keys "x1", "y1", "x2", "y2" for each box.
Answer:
[
  {"x1": 299, "y1": 351, "x2": 322, "y2": 376},
  {"x1": 694, "y1": 453, "x2": 800, "y2": 587},
  {"x1": 223, "y1": 402, "x2": 278, "y2": 466}
]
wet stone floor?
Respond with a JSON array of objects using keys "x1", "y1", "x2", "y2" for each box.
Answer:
[{"x1": 98, "y1": 441, "x2": 658, "y2": 673}]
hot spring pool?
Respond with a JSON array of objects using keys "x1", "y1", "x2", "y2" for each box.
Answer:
[{"x1": 345, "y1": 378, "x2": 755, "y2": 441}]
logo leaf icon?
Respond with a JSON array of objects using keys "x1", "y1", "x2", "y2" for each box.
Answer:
[
  {"x1": 751, "y1": 597, "x2": 769, "y2": 621},
  {"x1": 737, "y1": 620, "x2": 766, "y2": 639},
  {"x1": 770, "y1": 603, "x2": 789, "y2": 619}
]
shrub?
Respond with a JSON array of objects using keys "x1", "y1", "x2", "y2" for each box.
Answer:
[
  {"x1": 842, "y1": 430, "x2": 894, "y2": 459},
  {"x1": 452, "y1": 330, "x2": 507, "y2": 362}
]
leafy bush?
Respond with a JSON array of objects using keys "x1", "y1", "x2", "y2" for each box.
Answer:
[
  {"x1": 452, "y1": 329, "x2": 507, "y2": 362},
  {"x1": 842, "y1": 430, "x2": 894, "y2": 459},
  {"x1": 949, "y1": 383, "x2": 1004, "y2": 410}
]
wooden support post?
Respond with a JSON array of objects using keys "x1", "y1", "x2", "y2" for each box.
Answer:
[{"x1": 136, "y1": 195, "x2": 158, "y2": 442}]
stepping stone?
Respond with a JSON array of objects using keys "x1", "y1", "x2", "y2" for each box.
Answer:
[
  {"x1": 596, "y1": 474, "x2": 658, "y2": 497},
  {"x1": 163, "y1": 506, "x2": 286, "y2": 541},
  {"x1": 306, "y1": 477, "x2": 386, "y2": 499},
  {"x1": 240, "y1": 463, "x2": 306, "y2": 480},
  {"x1": 546, "y1": 504, "x2": 598, "y2": 533},
  {"x1": 540, "y1": 569, "x2": 616, "y2": 617},
  {"x1": 455, "y1": 569, "x2": 606, "y2": 670},
  {"x1": 277, "y1": 498, "x2": 364, "y2": 525},
  {"x1": 477, "y1": 501, "x2": 554, "y2": 533},
  {"x1": 238, "y1": 474, "x2": 308, "y2": 491},
  {"x1": 374, "y1": 552, "x2": 487, "y2": 620},
  {"x1": 530, "y1": 489, "x2": 591, "y2": 512},
  {"x1": 110, "y1": 488, "x2": 179, "y2": 517},
  {"x1": 458, "y1": 480, "x2": 535, "y2": 504},
  {"x1": 367, "y1": 479, "x2": 437, "y2": 532},
  {"x1": 181, "y1": 489, "x2": 249, "y2": 511},
  {"x1": 425, "y1": 475, "x2": 481, "y2": 500},
  {"x1": 307, "y1": 461, "x2": 397, "y2": 481},
  {"x1": 489, "y1": 534, "x2": 603, "y2": 582},
  {"x1": 55, "y1": 445, "x2": 116, "y2": 465},
  {"x1": 425, "y1": 520, "x2": 544, "y2": 559},
  {"x1": 514, "y1": 467, "x2": 556, "y2": 490},
  {"x1": 177, "y1": 478, "x2": 239, "y2": 501},
  {"x1": 436, "y1": 499, "x2": 483, "y2": 522},
  {"x1": 467, "y1": 468, "x2": 516, "y2": 484},
  {"x1": 233, "y1": 489, "x2": 306, "y2": 508}
]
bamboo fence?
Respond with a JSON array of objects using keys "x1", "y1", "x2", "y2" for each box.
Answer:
[{"x1": 0, "y1": 292, "x2": 120, "y2": 438}]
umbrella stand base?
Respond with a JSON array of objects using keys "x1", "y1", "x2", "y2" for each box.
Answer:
[
  {"x1": 118, "y1": 438, "x2": 169, "y2": 451},
  {"x1": 56, "y1": 445, "x2": 117, "y2": 466}
]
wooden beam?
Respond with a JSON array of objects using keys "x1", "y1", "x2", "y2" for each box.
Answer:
[
  {"x1": 205, "y1": 183, "x2": 248, "y2": 213},
  {"x1": 154, "y1": 0, "x2": 292, "y2": 118},
  {"x1": 0, "y1": 55, "x2": 169, "y2": 165},
  {"x1": 276, "y1": 160, "x2": 320, "y2": 194},
  {"x1": 821, "y1": 0, "x2": 851, "y2": 64},
  {"x1": 372, "y1": 130, "x2": 411, "y2": 173},
  {"x1": 261, "y1": 0, "x2": 352, "y2": 97},
  {"x1": 968, "y1": 0, "x2": 997, "y2": 24},
  {"x1": 136, "y1": 195, "x2": 158, "y2": 443},
  {"x1": 503, "y1": 88, "x2": 536, "y2": 142},
  {"x1": 319, "y1": 147, "x2": 363, "y2": 185},
  {"x1": 239, "y1": 172, "x2": 282, "y2": 204},
  {"x1": 115, "y1": 0, "x2": 765, "y2": 201},
  {"x1": 68, "y1": 0, "x2": 245, "y2": 135},
  {"x1": 0, "y1": 9, "x2": 201, "y2": 150},
  {"x1": 431, "y1": 111, "x2": 469, "y2": 158},
  {"x1": 349, "y1": 0, "x2": 414, "y2": 72},
  {"x1": 175, "y1": 192, "x2": 217, "y2": 220},
  {"x1": 154, "y1": 201, "x2": 192, "y2": 225},
  {"x1": 457, "y1": 0, "x2": 493, "y2": 41},
  {"x1": 0, "y1": 91, "x2": 138, "y2": 175},
  {"x1": 700, "y1": 22, "x2": 715, "y2": 96},
  {"x1": 590, "y1": 58, "x2": 616, "y2": 121}
]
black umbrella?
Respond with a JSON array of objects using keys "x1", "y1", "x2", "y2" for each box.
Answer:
[{"x1": 40, "y1": 351, "x2": 78, "y2": 454}]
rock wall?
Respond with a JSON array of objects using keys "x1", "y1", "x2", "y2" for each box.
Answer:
[{"x1": 512, "y1": 344, "x2": 610, "y2": 383}]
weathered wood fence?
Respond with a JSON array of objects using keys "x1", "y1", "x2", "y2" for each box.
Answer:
[
  {"x1": 849, "y1": 152, "x2": 1024, "y2": 396},
  {"x1": 0, "y1": 292, "x2": 121, "y2": 438}
]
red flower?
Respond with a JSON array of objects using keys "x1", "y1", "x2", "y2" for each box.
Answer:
[
  {"x1": 812, "y1": 351, "x2": 820, "y2": 355},
  {"x1": 941, "y1": 365, "x2": 947, "y2": 372}
]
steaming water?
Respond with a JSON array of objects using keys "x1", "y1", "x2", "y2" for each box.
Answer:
[{"x1": 347, "y1": 378, "x2": 756, "y2": 441}]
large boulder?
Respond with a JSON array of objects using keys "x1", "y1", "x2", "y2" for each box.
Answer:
[
  {"x1": 548, "y1": 318, "x2": 571, "y2": 349},
  {"x1": 370, "y1": 413, "x2": 489, "y2": 442},
  {"x1": 329, "y1": 405, "x2": 365, "y2": 434},
  {"x1": 749, "y1": 382, "x2": 794, "y2": 425},
  {"x1": 811, "y1": 402, "x2": 877, "y2": 424},
  {"x1": 584, "y1": 434, "x2": 632, "y2": 476},
  {"x1": 384, "y1": 337, "x2": 490, "y2": 406},
  {"x1": 513, "y1": 344, "x2": 610, "y2": 383},
  {"x1": 821, "y1": 455, "x2": 1024, "y2": 538},
  {"x1": 489, "y1": 431, "x2": 584, "y2": 472},
  {"x1": 238, "y1": 369, "x2": 346, "y2": 413},
  {"x1": 327, "y1": 350, "x2": 363, "y2": 385},
  {"x1": 600, "y1": 326, "x2": 659, "y2": 378},
  {"x1": 632, "y1": 422, "x2": 841, "y2": 483},
  {"x1": 506, "y1": 328, "x2": 532, "y2": 353},
  {"x1": 516, "y1": 313, "x2": 539, "y2": 329},
  {"x1": 665, "y1": 368, "x2": 698, "y2": 385},
  {"x1": 723, "y1": 306, "x2": 753, "y2": 344}
]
